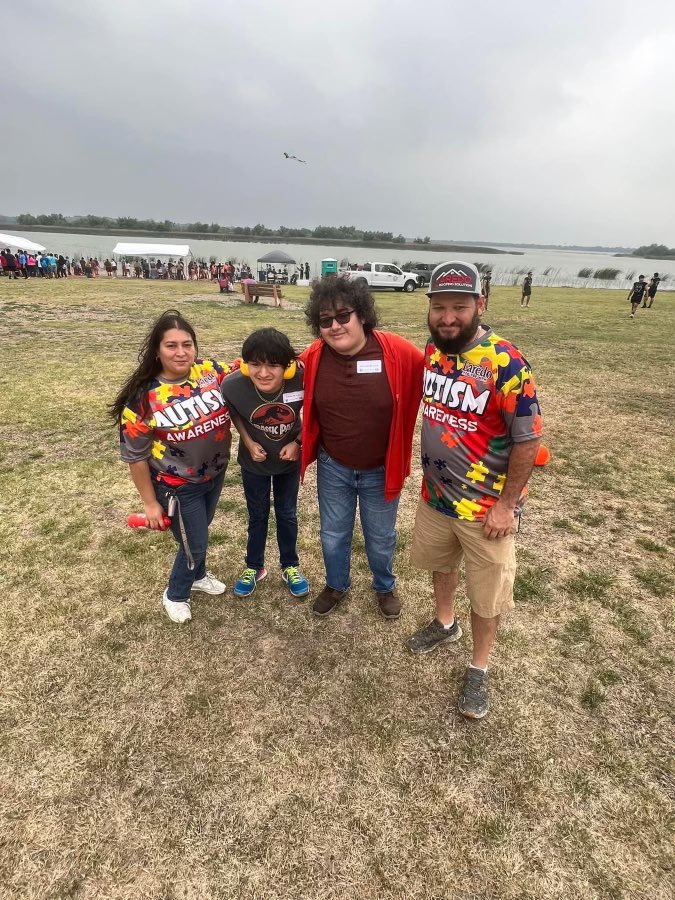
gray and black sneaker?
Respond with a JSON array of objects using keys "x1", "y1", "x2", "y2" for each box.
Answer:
[
  {"x1": 405, "y1": 618, "x2": 462, "y2": 654},
  {"x1": 458, "y1": 666, "x2": 489, "y2": 720}
]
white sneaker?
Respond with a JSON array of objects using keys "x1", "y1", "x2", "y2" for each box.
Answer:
[
  {"x1": 162, "y1": 589, "x2": 192, "y2": 623},
  {"x1": 191, "y1": 571, "x2": 226, "y2": 595}
]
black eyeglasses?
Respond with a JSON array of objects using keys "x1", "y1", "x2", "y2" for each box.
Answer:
[{"x1": 319, "y1": 309, "x2": 355, "y2": 329}]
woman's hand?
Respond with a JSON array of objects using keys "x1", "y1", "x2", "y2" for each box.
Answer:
[
  {"x1": 144, "y1": 500, "x2": 170, "y2": 530},
  {"x1": 247, "y1": 441, "x2": 268, "y2": 463},
  {"x1": 279, "y1": 441, "x2": 300, "y2": 462}
]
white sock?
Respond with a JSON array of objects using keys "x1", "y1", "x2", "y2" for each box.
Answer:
[
  {"x1": 441, "y1": 618, "x2": 455, "y2": 630},
  {"x1": 469, "y1": 663, "x2": 487, "y2": 674}
]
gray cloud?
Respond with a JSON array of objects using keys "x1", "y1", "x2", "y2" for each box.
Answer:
[{"x1": 4, "y1": 0, "x2": 675, "y2": 244}]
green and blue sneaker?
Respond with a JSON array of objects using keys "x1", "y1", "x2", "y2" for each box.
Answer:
[
  {"x1": 233, "y1": 567, "x2": 267, "y2": 597},
  {"x1": 282, "y1": 566, "x2": 310, "y2": 599}
]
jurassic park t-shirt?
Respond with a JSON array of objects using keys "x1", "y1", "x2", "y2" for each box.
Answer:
[{"x1": 221, "y1": 368, "x2": 303, "y2": 475}]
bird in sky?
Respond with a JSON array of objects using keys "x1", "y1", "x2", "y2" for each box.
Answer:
[{"x1": 283, "y1": 152, "x2": 307, "y2": 163}]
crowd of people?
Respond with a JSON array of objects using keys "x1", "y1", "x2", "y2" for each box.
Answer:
[
  {"x1": 102, "y1": 259, "x2": 256, "y2": 281},
  {"x1": 111, "y1": 261, "x2": 543, "y2": 721},
  {"x1": 0, "y1": 249, "x2": 256, "y2": 282},
  {"x1": 0, "y1": 249, "x2": 316, "y2": 285},
  {"x1": 0, "y1": 249, "x2": 76, "y2": 278}
]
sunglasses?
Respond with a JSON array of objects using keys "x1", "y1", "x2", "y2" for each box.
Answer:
[{"x1": 319, "y1": 309, "x2": 355, "y2": 329}]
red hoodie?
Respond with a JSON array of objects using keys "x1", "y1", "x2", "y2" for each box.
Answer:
[{"x1": 300, "y1": 330, "x2": 424, "y2": 501}]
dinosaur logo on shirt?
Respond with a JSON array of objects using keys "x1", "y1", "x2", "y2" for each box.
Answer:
[{"x1": 250, "y1": 403, "x2": 296, "y2": 440}]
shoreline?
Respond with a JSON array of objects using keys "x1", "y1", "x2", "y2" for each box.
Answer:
[{"x1": 7, "y1": 223, "x2": 520, "y2": 256}]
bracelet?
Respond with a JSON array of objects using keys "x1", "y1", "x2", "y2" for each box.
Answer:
[{"x1": 294, "y1": 437, "x2": 302, "y2": 447}]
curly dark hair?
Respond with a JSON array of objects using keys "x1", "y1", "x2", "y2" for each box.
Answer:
[{"x1": 304, "y1": 275, "x2": 379, "y2": 338}]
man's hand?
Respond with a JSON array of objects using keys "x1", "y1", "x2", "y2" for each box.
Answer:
[
  {"x1": 144, "y1": 500, "x2": 170, "y2": 531},
  {"x1": 483, "y1": 499, "x2": 516, "y2": 540},
  {"x1": 279, "y1": 441, "x2": 300, "y2": 462}
]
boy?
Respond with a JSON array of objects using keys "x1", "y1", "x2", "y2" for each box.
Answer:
[
  {"x1": 628, "y1": 275, "x2": 647, "y2": 318},
  {"x1": 222, "y1": 328, "x2": 309, "y2": 599}
]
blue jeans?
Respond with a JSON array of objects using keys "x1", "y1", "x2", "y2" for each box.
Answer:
[
  {"x1": 316, "y1": 449, "x2": 400, "y2": 593},
  {"x1": 241, "y1": 467, "x2": 300, "y2": 570},
  {"x1": 154, "y1": 471, "x2": 225, "y2": 600}
]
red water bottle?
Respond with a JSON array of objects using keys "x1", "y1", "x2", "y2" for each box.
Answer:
[{"x1": 127, "y1": 513, "x2": 172, "y2": 530}]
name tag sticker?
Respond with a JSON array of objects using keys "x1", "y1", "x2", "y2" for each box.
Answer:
[
  {"x1": 356, "y1": 360, "x2": 382, "y2": 374},
  {"x1": 283, "y1": 390, "x2": 304, "y2": 403}
]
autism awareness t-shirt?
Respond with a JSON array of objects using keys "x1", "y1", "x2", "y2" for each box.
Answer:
[
  {"x1": 421, "y1": 327, "x2": 542, "y2": 521},
  {"x1": 120, "y1": 359, "x2": 232, "y2": 486}
]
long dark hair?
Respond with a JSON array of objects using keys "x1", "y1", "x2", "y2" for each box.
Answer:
[{"x1": 109, "y1": 309, "x2": 198, "y2": 424}]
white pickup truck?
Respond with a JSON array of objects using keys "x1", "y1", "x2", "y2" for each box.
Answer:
[{"x1": 343, "y1": 262, "x2": 419, "y2": 293}]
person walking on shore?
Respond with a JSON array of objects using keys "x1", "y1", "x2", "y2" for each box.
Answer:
[
  {"x1": 406, "y1": 261, "x2": 543, "y2": 720},
  {"x1": 521, "y1": 271, "x2": 532, "y2": 307},
  {"x1": 628, "y1": 275, "x2": 647, "y2": 318},
  {"x1": 642, "y1": 273, "x2": 661, "y2": 309}
]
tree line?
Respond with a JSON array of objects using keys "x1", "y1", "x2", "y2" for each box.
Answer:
[
  {"x1": 632, "y1": 243, "x2": 675, "y2": 258},
  {"x1": 16, "y1": 213, "x2": 431, "y2": 244}
]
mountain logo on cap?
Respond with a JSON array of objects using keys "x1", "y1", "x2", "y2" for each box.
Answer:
[{"x1": 436, "y1": 268, "x2": 473, "y2": 288}]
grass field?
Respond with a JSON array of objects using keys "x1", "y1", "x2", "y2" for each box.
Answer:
[{"x1": 1, "y1": 276, "x2": 674, "y2": 900}]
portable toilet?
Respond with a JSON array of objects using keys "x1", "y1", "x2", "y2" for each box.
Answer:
[{"x1": 321, "y1": 258, "x2": 338, "y2": 277}]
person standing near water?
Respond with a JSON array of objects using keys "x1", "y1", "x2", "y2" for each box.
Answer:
[
  {"x1": 482, "y1": 271, "x2": 491, "y2": 308},
  {"x1": 521, "y1": 272, "x2": 532, "y2": 307}
]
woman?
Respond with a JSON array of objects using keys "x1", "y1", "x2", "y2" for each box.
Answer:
[{"x1": 110, "y1": 310, "x2": 233, "y2": 623}]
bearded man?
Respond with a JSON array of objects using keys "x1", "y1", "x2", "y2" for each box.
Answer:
[{"x1": 406, "y1": 261, "x2": 543, "y2": 720}]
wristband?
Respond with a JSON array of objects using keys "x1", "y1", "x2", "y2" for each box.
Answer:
[{"x1": 294, "y1": 437, "x2": 302, "y2": 447}]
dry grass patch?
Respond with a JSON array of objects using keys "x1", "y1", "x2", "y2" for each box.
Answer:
[{"x1": 1, "y1": 278, "x2": 674, "y2": 899}]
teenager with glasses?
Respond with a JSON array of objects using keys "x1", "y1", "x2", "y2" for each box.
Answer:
[{"x1": 299, "y1": 277, "x2": 424, "y2": 619}]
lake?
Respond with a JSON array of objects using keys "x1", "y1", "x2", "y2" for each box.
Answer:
[{"x1": 7, "y1": 230, "x2": 672, "y2": 290}]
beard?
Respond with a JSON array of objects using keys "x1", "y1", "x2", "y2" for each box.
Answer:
[{"x1": 428, "y1": 311, "x2": 481, "y2": 355}]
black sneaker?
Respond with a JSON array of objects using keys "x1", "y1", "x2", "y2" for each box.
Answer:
[
  {"x1": 458, "y1": 667, "x2": 489, "y2": 720},
  {"x1": 405, "y1": 618, "x2": 462, "y2": 653}
]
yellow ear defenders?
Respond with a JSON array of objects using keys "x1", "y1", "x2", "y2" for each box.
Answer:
[
  {"x1": 283, "y1": 360, "x2": 297, "y2": 380},
  {"x1": 239, "y1": 359, "x2": 297, "y2": 380}
]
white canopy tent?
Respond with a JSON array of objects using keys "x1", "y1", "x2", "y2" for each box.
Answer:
[
  {"x1": 111, "y1": 242, "x2": 192, "y2": 277},
  {"x1": 112, "y1": 242, "x2": 191, "y2": 257},
  {"x1": 0, "y1": 232, "x2": 46, "y2": 252}
]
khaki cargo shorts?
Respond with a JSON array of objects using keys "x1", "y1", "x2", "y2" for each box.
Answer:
[{"x1": 410, "y1": 497, "x2": 516, "y2": 618}]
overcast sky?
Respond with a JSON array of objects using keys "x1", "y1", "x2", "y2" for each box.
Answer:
[{"x1": 4, "y1": 0, "x2": 674, "y2": 245}]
